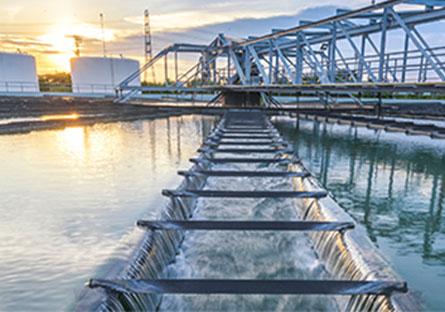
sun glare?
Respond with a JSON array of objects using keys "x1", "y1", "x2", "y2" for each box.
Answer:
[
  {"x1": 56, "y1": 127, "x2": 86, "y2": 159},
  {"x1": 38, "y1": 21, "x2": 115, "y2": 72},
  {"x1": 40, "y1": 113, "x2": 80, "y2": 121}
]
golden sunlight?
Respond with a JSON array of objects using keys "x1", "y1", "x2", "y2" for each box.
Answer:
[
  {"x1": 56, "y1": 126, "x2": 86, "y2": 159},
  {"x1": 40, "y1": 113, "x2": 80, "y2": 121},
  {"x1": 38, "y1": 21, "x2": 115, "y2": 72}
]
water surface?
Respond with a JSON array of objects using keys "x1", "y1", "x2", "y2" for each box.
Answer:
[
  {"x1": 0, "y1": 115, "x2": 214, "y2": 311},
  {"x1": 276, "y1": 117, "x2": 445, "y2": 311},
  {"x1": 2, "y1": 113, "x2": 444, "y2": 311}
]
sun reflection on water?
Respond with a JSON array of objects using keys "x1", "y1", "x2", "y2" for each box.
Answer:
[
  {"x1": 55, "y1": 127, "x2": 86, "y2": 159},
  {"x1": 0, "y1": 115, "x2": 216, "y2": 311},
  {"x1": 40, "y1": 113, "x2": 80, "y2": 121}
]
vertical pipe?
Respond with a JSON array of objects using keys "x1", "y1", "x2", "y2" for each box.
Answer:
[
  {"x1": 358, "y1": 35, "x2": 366, "y2": 81},
  {"x1": 394, "y1": 59, "x2": 398, "y2": 81},
  {"x1": 295, "y1": 34, "x2": 303, "y2": 84},
  {"x1": 328, "y1": 22, "x2": 337, "y2": 82},
  {"x1": 269, "y1": 41, "x2": 273, "y2": 83},
  {"x1": 385, "y1": 54, "x2": 390, "y2": 81},
  {"x1": 174, "y1": 52, "x2": 178, "y2": 86},
  {"x1": 275, "y1": 47, "x2": 279, "y2": 83},
  {"x1": 227, "y1": 50, "x2": 231, "y2": 83},
  {"x1": 213, "y1": 58, "x2": 217, "y2": 84},
  {"x1": 166, "y1": 118, "x2": 172, "y2": 158},
  {"x1": 245, "y1": 47, "x2": 251, "y2": 84},
  {"x1": 402, "y1": 34, "x2": 409, "y2": 82},
  {"x1": 418, "y1": 55, "x2": 424, "y2": 82},
  {"x1": 379, "y1": 10, "x2": 389, "y2": 82},
  {"x1": 379, "y1": 8, "x2": 388, "y2": 82},
  {"x1": 164, "y1": 54, "x2": 168, "y2": 85}
]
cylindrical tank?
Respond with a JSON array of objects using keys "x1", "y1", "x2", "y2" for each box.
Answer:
[
  {"x1": 70, "y1": 57, "x2": 140, "y2": 94},
  {"x1": 0, "y1": 52, "x2": 39, "y2": 92}
]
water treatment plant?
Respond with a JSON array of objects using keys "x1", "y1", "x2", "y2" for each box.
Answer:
[{"x1": 1, "y1": 0, "x2": 445, "y2": 311}]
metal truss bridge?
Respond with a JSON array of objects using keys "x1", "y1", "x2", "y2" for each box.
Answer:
[{"x1": 117, "y1": 0, "x2": 445, "y2": 106}]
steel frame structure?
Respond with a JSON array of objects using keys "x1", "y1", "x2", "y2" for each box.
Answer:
[{"x1": 117, "y1": 0, "x2": 445, "y2": 104}]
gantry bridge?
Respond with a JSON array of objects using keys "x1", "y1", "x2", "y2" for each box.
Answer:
[{"x1": 117, "y1": 0, "x2": 445, "y2": 106}]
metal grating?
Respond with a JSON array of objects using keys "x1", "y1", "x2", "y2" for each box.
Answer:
[
  {"x1": 88, "y1": 279, "x2": 408, "y2": 296},
  {"x1": 162, "y1": 189, "x2": 328, "y2": 199},
  {"x1": 177, "y1": 169, "x2": 310, "y2": 178},
  {"x1": 136, "y1": 220, "x2": 355, "y2": 232}
]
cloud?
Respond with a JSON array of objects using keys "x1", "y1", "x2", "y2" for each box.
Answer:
[
  {"x1": 3, "y1": 5, "x2": 23, "y2": 21},
  {"x1": 122, "y1": 1, "x2": 355, "y2": 33},
  {"x1": 118, "y1": 5, "x2": 341, "y2": 51},
  {"x1": 124, "y1": 10, "x2": 282, "y2": 33}
]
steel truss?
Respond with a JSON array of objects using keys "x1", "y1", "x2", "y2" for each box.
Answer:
[{"x1": 117, "y1": 0, "x2": 445, "y2": 104}]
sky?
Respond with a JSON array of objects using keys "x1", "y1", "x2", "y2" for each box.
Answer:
[
  {"x1": 0, "y1": 0, "x2": 374, "y2": 75},
  {"x1": 1, "y1": 0, "x2": 443, "y2": 79}
]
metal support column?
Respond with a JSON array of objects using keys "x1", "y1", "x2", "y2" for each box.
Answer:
[
  {"x1": 245, "y1": 47, "x2": 251, "y2": 84},
  {"x1": 401, "y1": 33, "x2": 409, "y2": 82},
  {"x1": 358, "y1": 35, "x2": 366, "y2": 82},
  {"x1": 164, "y1": 54, "x2": 168, "y2": 85},
  {"x1": 174, "y1": 52, "x2": 179, "y2": 86},
  {"x1": 328, "y1": 23, "x2": 337, "y2": 82},
  {"x1": 295, "y1": 34, "x2": 303, "y2": 84},
  {"x1": 379, "y1": 8, "x2": 389, "y2": 82}
]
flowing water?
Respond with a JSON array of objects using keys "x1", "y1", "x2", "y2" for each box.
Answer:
[
  {"x1": 0, "y1": 115, "x2": 214, "y2": 311},
  {"x1": 159, "y1": 161, "x2": 337, "y2": 311},
  {"x1": 275, "y1": 117, "x2": 445, "y2": 311}
]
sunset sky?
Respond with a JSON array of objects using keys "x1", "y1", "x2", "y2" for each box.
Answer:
[
  {"x1": 0, "y1": 0, "x2": 376, "y2": 75},
  {"x1": 2, "y1": 0, "x2": 443, "y2": 78}
]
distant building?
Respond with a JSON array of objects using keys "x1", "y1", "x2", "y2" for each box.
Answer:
[
  {"x1": 0, "y1": 52, "x2": 39, "y2": 93},
  {"x1": 70, "y1": 57, "x2": 140, "y2": 94}
]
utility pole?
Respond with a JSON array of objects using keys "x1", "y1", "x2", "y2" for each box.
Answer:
[
  {"x1": 100, "y1": 13, "x2": 107, "y2": 57},
  {"x1": 144, "y1": 9, "x2": 155, "y2": 83}
]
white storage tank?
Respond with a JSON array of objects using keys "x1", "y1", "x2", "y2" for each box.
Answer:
[
  {"x1": 70, "y1": 57, "x2": 140, "y2": 94},
  {"x1": 0, "y1": 52, "x2": 39, "y2": 92}
]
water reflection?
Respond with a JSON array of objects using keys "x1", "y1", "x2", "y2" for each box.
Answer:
[
  {"x1": 276, "y1": 118, "x2": 445, "y2": 310},
  {"x1": 56, "y1": 127, "x2": 88, "y2": 159},
  {"x1": 0, "y1": 115, "x2": 215, "y2": 311}
]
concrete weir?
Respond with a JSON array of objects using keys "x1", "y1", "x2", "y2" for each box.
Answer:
[{"x1": 76, "y1": 109, "x2": 418, "y2": 311}]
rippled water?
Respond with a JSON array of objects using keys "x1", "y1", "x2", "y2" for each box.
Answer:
[
  {"x1": 0, "y1": 115, "x2": 214, "y2": 311},
  {"x1": 160, "y1": 161, "x2": 336, "y2": 311},
  {"x1": 276, "y1": 117, "x2": 445, "y2": 311}
]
